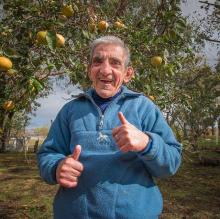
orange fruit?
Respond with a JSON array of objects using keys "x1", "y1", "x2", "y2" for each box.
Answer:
[
  {"x1": 2, "y1": 100, "x2": 15, "y2": 111},
  {"x1": 56, "y1": 34, "x2": 65, "y2": 47},
  {"x1": 0, "y1": 56, "x2": 13, "y2": 71},
  {"x1": 114, "y1": 21, "x2": 125, "y2": 28},
  {"x1": 149, "y1": 96, "x2": 155, "y2": 100},
  {"x1": 61, "y1": 5, "x2": 74, "y2": 18},
  {"x1": 31, "y1": 86, "x2": 36, "y2": 93},
  {"x1": 150, "y1": 56, "x2": 163, "y2": 67},
  {"x1": 36, "y1": 31, "x2": 47, "y2": 44},
  {"x1": 98, "y1": 20, "x2": 109, "y2": 31}
]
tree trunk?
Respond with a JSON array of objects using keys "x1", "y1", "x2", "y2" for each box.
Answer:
[
  {"x1": 0, "y1": 128, "x2": 9, "y2": 153},
  {"x1": 183, "y1": 123, "x2": 188, "y2": 139},
  {"x1": 211, "y1": 124, "x2": 215, "y2": 136},
  {"x1": 0, "y1": 116, "x2": 7, "y2": 153},
  {"x1": 0, "y1": 112, "x2": 14, "y2": 153}
]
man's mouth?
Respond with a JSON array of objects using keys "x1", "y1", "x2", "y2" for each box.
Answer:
[{"x1": 99, "y1": 79, "x2": 113, "y2": 84}]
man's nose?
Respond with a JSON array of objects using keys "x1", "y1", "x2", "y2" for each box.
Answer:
[{"x1": 100, "y1": 60, "x2": 111, "y2": 75}]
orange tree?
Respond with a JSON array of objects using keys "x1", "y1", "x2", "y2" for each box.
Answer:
[
  {"x1": 195, "y1": 0, "x2": 220, "y2": 44},
  {"x1": 0, "y1": 0, "x2": 200, "y2": 152},
  {"x1": 159, "y1": 57, "x2": 220, "y2": 150}
]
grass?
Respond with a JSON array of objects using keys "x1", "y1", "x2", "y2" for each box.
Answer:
[
  {"x1": 158, "y1": 161, "x2": 220, "y2": 218},
  {"x1": 158, "y1": 136, "x2": 220, "y2": 218},
  {"x1": 0, "y1": 153, "x2": 58, "y2": 219},
  {"x1": 197, "y1": 136, "x2": 220, "y2": 149},
  {"x1": 0, "y1": 138, "x2": 220, "y2": 219}
]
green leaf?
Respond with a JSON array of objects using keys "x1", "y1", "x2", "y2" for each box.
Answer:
[
  {"x1": 144, "y1": 84, "x2": 151, "y2": 93},
  {"x1": 33, "y1": 79, "x2": 44, "y2": 91},
  {"x1": 29, "y1": 77, "x2": 44, "y2": 92},
  {"x1": 47, "y1": 63, "x2": 55, "y2": 71},
  {"x1": 46, "y1": 31, "x2": 56, "y2": 50},
  {"x1": 82, "y1": 30, "x2": 90, "y2": 40}
]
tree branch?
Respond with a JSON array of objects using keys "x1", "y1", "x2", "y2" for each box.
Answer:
[
  {"x1": 38, "y1": 71, "x2": 65, "y2": 80},
  {"x1": 204, "y1": 37, "x2": 220, "y2": 43},
  {"x1": 199, "y1": 1, "x2": 219, "y2": 7}
]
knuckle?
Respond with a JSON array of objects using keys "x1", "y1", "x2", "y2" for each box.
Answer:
[
  {"x1": 66, "y1": 158, "x2": 73, "y2": 164},
  {"x1": 71, "y1": 182, "x2": 78, "y2": 188},
  {"x1": 79, "y1": 164, "x2": 84, "y2": 172},
  {"x1": 76, "y1": 171, "x2": 82, "y2": 177},
  {"x1": 124, "y1": 129, "x2": 129, "y2": 135},
  {"x1": 61, "y1": 165, "x2": 67, "y2": 172},
  {"x1": 59, "y1": 179, "x2": 66, "y2": 186},
  {"x1": 124, "y1": 124, "x2": 130, "y2": 129}
]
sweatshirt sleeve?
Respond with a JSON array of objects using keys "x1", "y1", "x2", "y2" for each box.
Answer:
[
  {"x1": 137, "y1": 102, "x2": 182, "y2": 178},
  {"x1": 36, "y1": 104, "x2": 71, "y2": 184}
]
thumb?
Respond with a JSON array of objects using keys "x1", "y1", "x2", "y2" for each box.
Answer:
[
  {"x1": 72, "y1": 145, "x2": 81, "y2": 160},
  {"x1": 118, "y1": 112, "x2": 129, "y2": 125}
]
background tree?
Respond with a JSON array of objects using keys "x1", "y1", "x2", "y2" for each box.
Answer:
[
  {"x1": 198, "y1": 0, "x2": 220, "y2": 44},
  {"x1": 0, "y1": 0, "x2": 218, "y2": 152},
  {"x1": 167, "y1": 61, "x2": 220, "y2": 150},
  {"x1": 34, "y1": 126, "x2": 49, "y2": 138}
]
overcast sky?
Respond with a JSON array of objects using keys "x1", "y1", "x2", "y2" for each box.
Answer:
[
  {"x1": 27, "y1": 0, "x2": 219, "y2": 129},
  {"x1": 27, "y1": 81, "x2": 82, "y2": 128},
  {"x1": 181, "y1": 0, "x2": 219, "y2": 66}
]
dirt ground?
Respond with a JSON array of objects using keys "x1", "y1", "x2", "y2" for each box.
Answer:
[{"x1": 0, "y1": 149, "x2": 219, "y2": 219}]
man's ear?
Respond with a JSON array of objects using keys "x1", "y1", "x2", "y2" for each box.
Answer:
[{"x1": 123, "y1": 67, "x2": 134, "y2": 83}]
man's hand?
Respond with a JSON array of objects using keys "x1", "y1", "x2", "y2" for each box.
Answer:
[
  {"x1": 112, "y1": 112, "x2": 150, "y2": 153},
  {"x1": 56, "y1": 145, "x2": 84, "y2": 188}
]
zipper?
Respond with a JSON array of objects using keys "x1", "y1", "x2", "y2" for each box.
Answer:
[
  {"x1": 99, "y1": 114, "x2": 104, "y2": 129},
  {"x1": 83, "y1": 94, "x2": 103, "y2": 130},
  {"x1": 84, "y1": 92, "x2": 125, "y2": 131}
]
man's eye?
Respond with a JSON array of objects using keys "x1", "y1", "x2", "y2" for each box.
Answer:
[
  {"x1": 111, "y1": 60, "x2": 121, "y2": 65},
  {"x1": 93, "y1": 58, "x2": 102, "y2": 64}
]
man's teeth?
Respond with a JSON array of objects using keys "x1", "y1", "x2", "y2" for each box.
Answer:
[{"x1": 100, "y1": 79, "x2": 112, "y2": 82}]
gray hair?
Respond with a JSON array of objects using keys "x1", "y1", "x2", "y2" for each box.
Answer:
[{"x1": 89, "y1": 36, "x2": 131, "y2": 67}]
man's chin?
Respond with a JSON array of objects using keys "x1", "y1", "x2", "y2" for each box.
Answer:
[{"x1": 96, "y1": 89, "x2": 115, "y2": 98}]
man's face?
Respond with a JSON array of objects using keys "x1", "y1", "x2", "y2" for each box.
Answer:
[{"x1": 88, "y1": 43, "x2": 133, "y2": 98}]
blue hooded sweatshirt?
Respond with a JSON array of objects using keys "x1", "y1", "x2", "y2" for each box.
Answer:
[{"x1": 37, "y1": 86, "x2": 182, "y2": 219}]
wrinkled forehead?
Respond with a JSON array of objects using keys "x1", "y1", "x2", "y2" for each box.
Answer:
[{"x1": 92, "y1": 43, "x2": 126, "y2": 60}]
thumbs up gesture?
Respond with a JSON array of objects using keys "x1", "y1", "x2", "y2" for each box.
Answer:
[
  {"x1": 56, "y1": 145, "x2": 84, "y2": 188},
  {"x1": 112, "y1": 112, "x2": 150, "y2": 153}
]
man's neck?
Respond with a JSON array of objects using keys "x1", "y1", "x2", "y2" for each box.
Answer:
[{"x1": 92, "y1": 88, "x2": 122, "y2": 113}]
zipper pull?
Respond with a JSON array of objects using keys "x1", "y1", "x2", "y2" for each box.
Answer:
[{"x1": 99, "y1": 114, "x2": 104, "y2": 130}]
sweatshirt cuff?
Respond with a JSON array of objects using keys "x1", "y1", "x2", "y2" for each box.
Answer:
[
  {"x1": 138, "y1": 137, "x2": 153, "y2": 155},
  {"x1": 137, "y1": 132, "x2": 159, "y2": 160},
  {"x1": 51, "y1": 158, "x2": 65, "y2": 183}
]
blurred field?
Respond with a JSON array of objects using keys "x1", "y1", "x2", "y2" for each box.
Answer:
[{"x1": 0, "y1": 138, "x2": 219, "y2": 219}]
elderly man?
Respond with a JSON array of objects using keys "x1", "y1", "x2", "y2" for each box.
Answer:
[{"x1": 37, "y1": 36, "x2": 181, "y2": 219}]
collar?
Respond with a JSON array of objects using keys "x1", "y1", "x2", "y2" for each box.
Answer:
[{"x1": 71, "y1": 85, "x2": 142, "y2": 99}]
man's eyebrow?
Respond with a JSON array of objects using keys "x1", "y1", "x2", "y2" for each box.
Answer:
[
  {"x1": 93, "y1": 54, "x2": 102, "y2": 58},
  {"x1": 92, "y1": 56, "x2": 103, "y2": 62},
  {"x1": 110, "y1": 57, "x2": 121, "y2": 62},
  {"x1": 92, "y1": 54, "x2": 103, "y2": 59},
  {"x1": 92, "y1": 55, "x2": 122, "y2": 63},
  {"x1": 93, "y1": 52, "x2": 103, "y2": 57}
]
